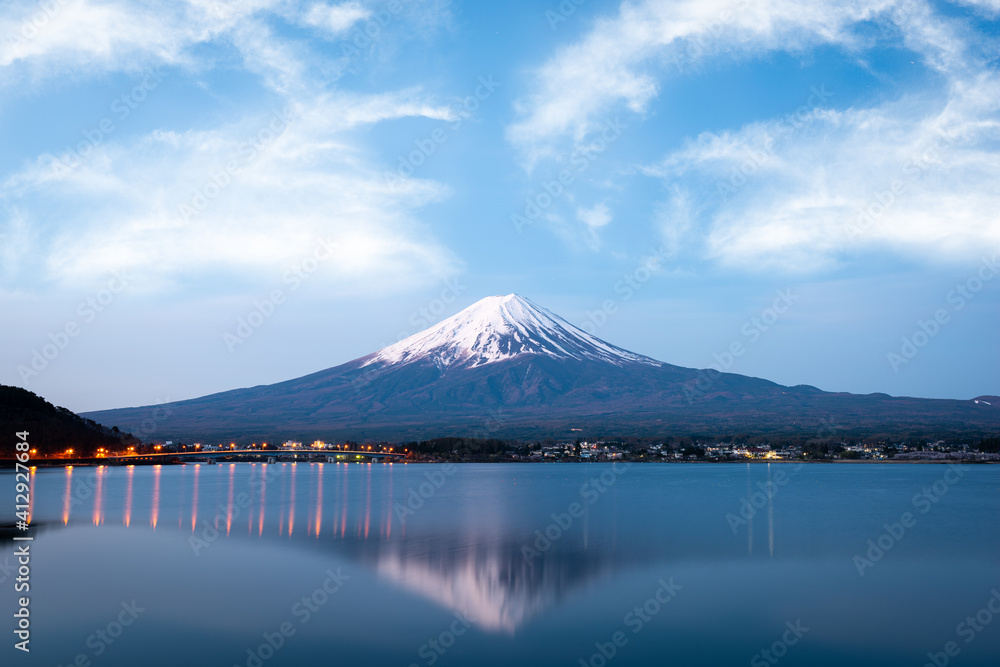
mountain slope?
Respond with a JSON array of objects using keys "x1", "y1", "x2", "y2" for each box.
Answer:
[
  {"x1": 0, "y1": 385, "x2": 140, "y2": 456},
  {"x1": 80, "y1": 294, "x2": 1000, "y2": 442},
  {"x1": 365, "y1": 294, "x2": 660, "y2": 370}
]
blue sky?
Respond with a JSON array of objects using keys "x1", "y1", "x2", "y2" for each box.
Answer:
[{"x1": 1, "y1": 0, "x2": 998, "y2": 412}]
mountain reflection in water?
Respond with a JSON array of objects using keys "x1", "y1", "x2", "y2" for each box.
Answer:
[{"x1": 33, "y1": 462, "x2": 650, "y2": 634}]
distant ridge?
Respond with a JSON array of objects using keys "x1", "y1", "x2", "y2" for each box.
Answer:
[{"x1": 81, "y1": 295, "x2": 1000, "y2": 442}]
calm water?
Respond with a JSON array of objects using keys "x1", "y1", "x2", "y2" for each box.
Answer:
[{"x1": 2, "y1": 462, "x2": 999, "y2": 666}]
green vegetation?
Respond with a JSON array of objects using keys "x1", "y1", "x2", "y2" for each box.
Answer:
[{"x1": 0, "y1": 384, "x2": 140, "y2": 457}]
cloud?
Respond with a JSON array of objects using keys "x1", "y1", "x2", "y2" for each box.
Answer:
[
  {"x1": 576, "y1": 202, "x2": 612, "y2": 250},
  {"x1": 0, "y1": 0, "x2": 465, "y2": 294},
  {"x1": 510, "y1": 0, "x2": 1000, "y2": 270},
  {"x1": 0, "y1": 0, "x2": 274, "y2": 75},
  {"x1": 2, "y1": 100, "x2": 461, "y2": 293},
  {"x1": 642, "y1": 3, "x2": 1000, "y2": 270},
  {"x1": 299, "y1": 1, "x2": 372, "y2": 36},
  {"x1": 506, "y1": 0, "x2": 890, "y2": 166},
  {"x1": 949, "y1": 0, "x2": 1000, "y2": 16}
]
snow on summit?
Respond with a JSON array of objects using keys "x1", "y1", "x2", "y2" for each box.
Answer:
[{"x1": 363, "y1": 294, "x2": 661, "y2": 371}]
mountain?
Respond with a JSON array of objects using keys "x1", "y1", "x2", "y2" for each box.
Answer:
[
  {"x1": 365, "y1": 294, "x2": 659, "y2": 370},
  {"x1": 0, "y1": 385, "x2": 140, "y2": 456},
  {"x1": 80, "y1": 294, "x2": 1000, "y2": 442}
]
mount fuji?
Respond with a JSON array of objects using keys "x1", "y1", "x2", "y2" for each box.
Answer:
[
  {"x1": 363, "y1": 294, "x2": 659, "y2": 371},
  {"x1": 83, "y1": 294, "x2": 999, "y2": 442}
]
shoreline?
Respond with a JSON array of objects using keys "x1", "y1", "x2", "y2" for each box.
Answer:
[{"x1": 2, "y1": 457, "x2": 996, "y2": 469}]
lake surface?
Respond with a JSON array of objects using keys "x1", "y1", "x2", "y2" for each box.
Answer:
[{"x1": 2, "y1": 462, "x2": 999, "y2": 666}]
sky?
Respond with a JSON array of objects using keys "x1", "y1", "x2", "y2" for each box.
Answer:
[{"x1": 0, "y1": 0, "x2": 998, "y2": 413}]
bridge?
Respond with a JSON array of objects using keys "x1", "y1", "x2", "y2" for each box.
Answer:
[{"x1": 105, "y1": 449, "x2": 405, "y2": 464}]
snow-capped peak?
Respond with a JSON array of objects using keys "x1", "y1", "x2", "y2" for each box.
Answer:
[{"x1": 363, "y1": 294, "x2": 661, "y2": 371}]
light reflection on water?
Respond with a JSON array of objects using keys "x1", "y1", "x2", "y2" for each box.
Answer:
[
  {"x1": 149, "y1": 463, "x2": 160, "y2": 530},
  {"x1": 2, "y1": 462, "x2": 999, "y2": 667}
]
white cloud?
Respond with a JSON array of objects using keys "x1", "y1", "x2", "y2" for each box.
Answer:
[
  {"x1": 577, "y1": 202, "x2": 611, "y2": 230},
  {"x1": 506, "y1": 0, "x2": 890, "y2": 166},
  {"x1": 300, "y1": 1, "x2": 371, "y2": 36},
  {"x1": 576, "y1": 202, "x2": 612, "y2": 250},
  {"x1": 647, "y1": 69, "x2": 1000, "y2": 270},
  {"x1": 0, "y1": 0, "x2": 465, "y2": 294},
  {"x1": 0, "y1": 0, "x2": 275, "y2": 74},
  {"x1": 949, "y1": 0, "x2": 1000, "y2": 16},
  {"x1": 511, "y1": 0, "x2": 1000, "y2": 270},
  {"x1": 2, "y1": 100, "x2": 461, "y2": 293}
]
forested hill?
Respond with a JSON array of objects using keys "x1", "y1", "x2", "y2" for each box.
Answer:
[{"x1": 1, "y1": 384, "x2": 139, "y2": 457}]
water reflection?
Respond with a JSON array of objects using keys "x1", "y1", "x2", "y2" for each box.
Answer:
[
  {"x1": 257, "y1": 463, "x2": 266, "y2": 537},
  {"x1": 313, "y1": 462, "x2": 323, "y2": 538},
  {"x1": 124, "y1": 465, "x2": 134, "y2": 527},
  {"x1": 767, "y1": 464, "x2": 774, "y2": 557},
  {"x1": 92, "y1": 466, "x2": 105, "y2": 526},
  {"x1": 746, "y1": 463, "x2": 753, "y2": 555},
  {"x1": 369, "y1": 534, "x2": 617, "y2": 633},
  {"x1": 44, "y1": 463, "x2": 644, "y2": 633},
  {"x1": 226, "y1": 463, "x2": 235, "y2": 536},
  {"x1": 28, "y1": 466, "x2": 35, "y2": 524},
  {"x1": 288, "y1": 462, "x2": 297, "y2": 537},
  {"x1": 150, "y1": 465, "x2": 160, "y2": 530},
  {"x1": 743, "y1": 462, "x2": 778, "y2": 557},
  {"x1": 43, "y1": 462, "x2": 816, "y2": 635},
  {"x1": 191, "y1": 463, "x2": 199, "y2": 532},
  {"x1": 62, "y1": 466, "x2": 72, "y2": 525}
]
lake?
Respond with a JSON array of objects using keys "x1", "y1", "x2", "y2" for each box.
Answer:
[{"x1": 2, "y1": 462, "x2": 998, "y2": 666}]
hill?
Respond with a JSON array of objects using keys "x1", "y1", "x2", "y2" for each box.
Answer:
[{"x1": 1, "y1": 384, "x2": 140, "y2": 457}]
